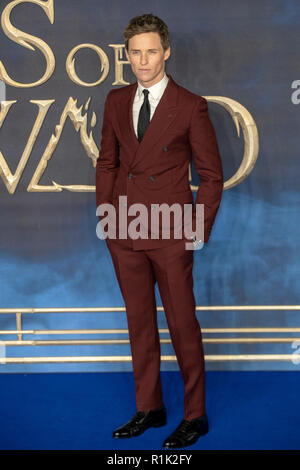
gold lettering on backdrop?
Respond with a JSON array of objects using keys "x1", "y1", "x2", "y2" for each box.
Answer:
[
  {"x1": 0, "y1": 0, "x2": 55, "y2": 88},
  {"x1": 108, "y1": 44, "x2": 130, "y2": 86},
  {"x1": 27, "y1": 97, "x2": 98, "y2": 192},
  {"x1": 66, "y1": 44, "x2": 109, "y2": 87},
  {"x1": 0, "y1": 3, "x2": 258, "y2": 192},
  {"x1": 0, "y1": 99, "x2": 54, "y2": 194},
  {"x1": 0, "y1": 96, "x2": 259, "y2": 193},
  {"x1": 203, "y1": 97, "x2": 259, "y2": 190}
]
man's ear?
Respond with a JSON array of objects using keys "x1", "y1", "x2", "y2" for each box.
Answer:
[{"x1": 164, "y1": 47, "x2": 171, "y2": 61}]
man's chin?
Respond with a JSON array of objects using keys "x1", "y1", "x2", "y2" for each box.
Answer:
[{"x1": 136, "y1": 71, "x2": 153, "y2": 82}]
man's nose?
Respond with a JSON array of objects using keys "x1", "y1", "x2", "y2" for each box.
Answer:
[{"x1": 140, "y1": 54, "x2": 148, "y2": 65}]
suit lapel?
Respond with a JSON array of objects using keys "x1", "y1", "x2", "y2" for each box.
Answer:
[{"x1": 119, "y1": 73, "x2": 180, "y2": 169}]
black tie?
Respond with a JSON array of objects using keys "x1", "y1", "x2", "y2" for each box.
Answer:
[{"x1": 137, "y1": 89, "x2": 150, "y2": 142}]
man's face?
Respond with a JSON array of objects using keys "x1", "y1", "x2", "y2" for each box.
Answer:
[{"x1": 125, "y1": 32, "x2": 170, "y2": 88}]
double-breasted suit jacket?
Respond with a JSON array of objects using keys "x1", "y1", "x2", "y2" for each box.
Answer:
[{"x1": 96, "y1": 73, "x2": 223, "y2": 250}]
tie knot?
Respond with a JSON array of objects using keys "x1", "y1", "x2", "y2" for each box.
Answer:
[{"x1": 143, "y1": 89, "x2": 149, "y2": 97}]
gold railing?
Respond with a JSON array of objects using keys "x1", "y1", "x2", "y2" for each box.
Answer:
[{"x1": 1, "y1": 306, "x2": 300, "y2": 363}]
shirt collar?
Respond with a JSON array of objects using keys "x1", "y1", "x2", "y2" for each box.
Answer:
[{"x1": 137, "y1": 72, "x2": 169, "y2": 100}]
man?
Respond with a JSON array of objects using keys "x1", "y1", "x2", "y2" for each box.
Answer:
[{"x1": 95, "y1": 13, "x2": 223, "y2": 448}]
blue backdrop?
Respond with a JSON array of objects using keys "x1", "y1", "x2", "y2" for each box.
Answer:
[{"x1": 1, "y1": 0, "x2": 300, "y2": 372}]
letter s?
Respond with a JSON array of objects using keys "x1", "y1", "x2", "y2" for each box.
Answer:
[{"x1": 0, "y1": 0, "x2": 55, "y2": 87}]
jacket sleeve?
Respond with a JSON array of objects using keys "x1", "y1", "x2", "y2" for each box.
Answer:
[
  {"x1": 95, "y1": 90, "x2": 120, "y2": 219},
  {"x1": 188, "y1": 96, "x2": 223, "y2": 243}
]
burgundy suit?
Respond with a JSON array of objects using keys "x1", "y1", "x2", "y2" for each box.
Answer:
[{"x1": 96, "y1": 73, "x2": 223, "y2": 420}]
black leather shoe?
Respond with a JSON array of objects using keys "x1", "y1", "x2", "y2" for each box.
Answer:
[
  {"x1": 162, "y1": 414, "x2": 209, "y2": 448},
  {"x1": 112, "y1": 405, "x2": 167, "y2": 438}
]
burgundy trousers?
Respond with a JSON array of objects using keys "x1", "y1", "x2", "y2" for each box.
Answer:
[{"x1": 105, "y1": 236, "x2": 206, "y2": 421}]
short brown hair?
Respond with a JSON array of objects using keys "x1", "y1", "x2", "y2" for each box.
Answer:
[{"x1": 124, "y1": 13, "x2": 170, "y2": 51}]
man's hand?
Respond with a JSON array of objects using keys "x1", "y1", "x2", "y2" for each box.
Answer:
[{"x1": 188, "y1": 236, "x2": 204, "y2": 250}]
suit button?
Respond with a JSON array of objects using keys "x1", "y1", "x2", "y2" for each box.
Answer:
[
  {"x1": 149, "y1": 175, "x2": 155, "y2": 181},
  {"x1": 128, "y1": 172, "x2": 133, "y2": 179},
  {"x1": 163, "y1": 147, "x2": 168, "y2": 151}
]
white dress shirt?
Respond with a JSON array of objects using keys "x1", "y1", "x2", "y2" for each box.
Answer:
[{"x1": 133, "y1": 72, "x2": 169, "y2": 137}]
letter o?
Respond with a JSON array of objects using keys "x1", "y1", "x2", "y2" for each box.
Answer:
[{"x1": 66, "y1": 43, "x2": 109, "y2": 86}]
